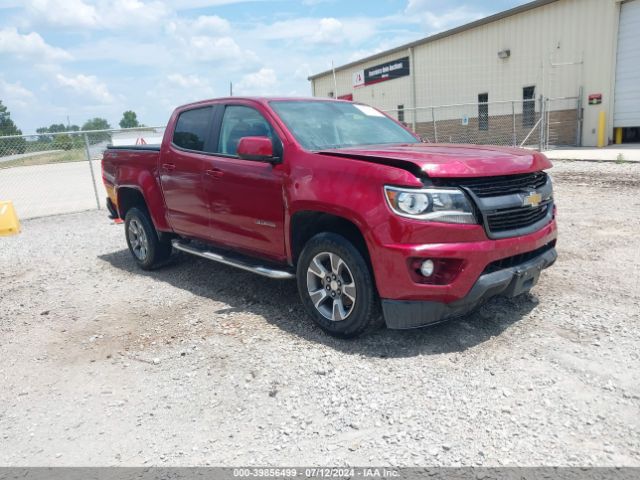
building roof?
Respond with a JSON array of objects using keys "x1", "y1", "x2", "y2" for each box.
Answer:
[{"x1": 308, "y1": 0, "x2": 560, "y2": 80}]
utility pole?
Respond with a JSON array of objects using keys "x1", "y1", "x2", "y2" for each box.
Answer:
[{"x1": 331, "y1": 60, "x2": 338, "y2": 98}]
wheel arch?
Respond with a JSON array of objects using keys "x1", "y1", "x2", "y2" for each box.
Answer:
[
  {"x1": 289, "y1": 209, "x2": 373, "y2": 272},
  {"x1": 117, "y1": 186, "x2": 146, "y2": 219},
  {"x1": 115, "y1": 170, "x2": 171, "y2": 231}
]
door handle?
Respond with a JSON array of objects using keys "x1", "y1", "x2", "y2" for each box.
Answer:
[
  {"x1": 162, "y1": 163, "x2": 176, "y2": 171},
  {"x1": 205, "y1": 168, "x2": 224, "y2": 178}
]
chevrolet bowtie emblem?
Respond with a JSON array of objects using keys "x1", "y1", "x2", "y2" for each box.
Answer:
[{"x1": 523, "y1": 192, "x2": 542, "y2": 207}]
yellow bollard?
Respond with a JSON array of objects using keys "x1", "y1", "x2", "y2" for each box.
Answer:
[
  {"x1": 597, "y1": 111, "x2": 606, "y2": 148},
  {"x1": 615, "y1": 127, "x2": 623, "y2": 145},
  {"x1": 0, "y1": 201, "x2": 21, "y2": 236}
]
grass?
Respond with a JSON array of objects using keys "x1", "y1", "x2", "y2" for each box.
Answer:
[{"x1": 0, "y1": 149, "x2": 87, "y2": 169}]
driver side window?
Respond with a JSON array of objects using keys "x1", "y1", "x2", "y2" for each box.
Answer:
[{"x1": 217, "y1": 105, "x2": 275, "y2": 156}]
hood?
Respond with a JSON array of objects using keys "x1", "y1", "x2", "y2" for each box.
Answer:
[{"x1": 318, "y1": 143, "x2": 553, "y2": 178}]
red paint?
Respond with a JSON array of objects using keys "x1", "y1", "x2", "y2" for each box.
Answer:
[
  {"x1": 237, "y1": 136, "x2": 274, "y2": 159},
  {"x1": 102, "y1": 97, "x2": 557, "y2": 304},
  {"x1": 320, "y1": 143, "x2": 553, "y2": 177}
]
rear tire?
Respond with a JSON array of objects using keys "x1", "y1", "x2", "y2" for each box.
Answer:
[
  {"x1": 297, "y1": 233, "x2": 378, "y2": 338},
  {"x1": 124, "y1": 207, "x2": 172, "y2": 270}
]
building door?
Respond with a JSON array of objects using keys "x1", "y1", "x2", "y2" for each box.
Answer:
[{"x1": 614, "y1": 0, "x2": 640, "y2": 138}]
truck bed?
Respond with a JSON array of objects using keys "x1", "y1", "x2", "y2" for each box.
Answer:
[{"x1": 102, "y1": 146, "x2": 161, "y2": 208}]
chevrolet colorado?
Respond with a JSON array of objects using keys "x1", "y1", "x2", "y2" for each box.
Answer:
[{"x1": 102, "y1": 97, "x2": 557, "y2": 338}]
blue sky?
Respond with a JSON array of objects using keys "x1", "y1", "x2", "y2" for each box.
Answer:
[{"x1": 0, "y1": 0, "x2": 527, "y2": 133}]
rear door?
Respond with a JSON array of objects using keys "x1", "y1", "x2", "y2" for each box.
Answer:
[
  {"x1": 202, "y1": 103, "x2": 287, "y2": 260},
  {"x1": 159, "y1": 105, "x2": 216, "y2": 239}
]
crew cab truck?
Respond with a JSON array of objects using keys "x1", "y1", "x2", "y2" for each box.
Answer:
[{"x1": 102, "y1": 97, "x2": 557, "y2": 338}]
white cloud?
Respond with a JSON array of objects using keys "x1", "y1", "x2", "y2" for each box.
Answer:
[
  {"x1": 163, "y1": 0, "x2": 272, "y2": 9},
  {"x1": 165, "y1": 14, "x2": 255, "y2": 66},
  {"x1": 191, "y1": 15, "x2": 231, "y2": 33},
  {"x1": 25, "y1": 0, "x2": 169, "y2": 29},
  {"x1": 26, "y1": 0, "x2": 98, "y2": 27},
  {"x1": 187, "y1": 35, "x2": 246, "y2": 61},
  {"x1": 165, "y1": 14, "x2": 230, "y2": 41},
  {"x1": 235, "y1": 68, "x2": 277, "y2": 95},
  {"x1": 404, "y1": 1, "x2": 484, "y2": 33},
  {"x1": 167, "y1": 73, "x2": 209, "y2": 89},
  {"x1": 105, "y1": 0, "x2": 169, "y2": 27},
  {"x1": 312, "y1": 18, "x2": 343, "y2": 43},
  {"x1": 0, "y1": 1, "x2": 23, "y2": 7},
  {"x1": 55, "y1": 73, "x2": 114, "y2": 103},
  {"x1": 0, "y1": 78, "x2": 35, "y2": 108},
  {"x1": 302, "y1": 0, "x2": 335, "y2": 5},
  {"x1": 257, "y1": 17, "x2": 376, "y2": 45},
  {"x1": 420, "y1": 6, "x2": 483, "y2": 31},
  {"x1": 69, "y1": 38, "x2": 170, "y2": 67},
  {"x1": 0, "y1": 27, "x2": 71, "y2": 62}
]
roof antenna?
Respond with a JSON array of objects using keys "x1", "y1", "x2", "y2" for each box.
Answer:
[{"x1": 229, "y1": 81, "x2": 233, "y2": 97}]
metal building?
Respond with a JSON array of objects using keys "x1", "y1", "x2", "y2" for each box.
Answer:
[{"x1": 308, "y1": 0, "x2": 640, "y2": 148}]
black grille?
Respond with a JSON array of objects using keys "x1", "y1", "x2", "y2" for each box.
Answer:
[
  {"x1": 486, "y1": 200, "x2": 552, "y2": 233},
  {"x1": 483, "y1": 241, "x2": 556, "y2": 274},
  {"x1": 451, "y1": 172, "x2": 548, "y2": 197}
]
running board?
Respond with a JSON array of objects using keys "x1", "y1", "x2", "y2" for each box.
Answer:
[{"x1": 171, "y1": 240, "x2": 295, "y2": 280}]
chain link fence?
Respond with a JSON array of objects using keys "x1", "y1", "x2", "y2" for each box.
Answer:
[
  {"x1": 0, "y1": 127, "x2": 164, "y2": 220},
  {"x1": 0, "y1": 97, "x2": 581, "y2": 221},
  {"x1": 385, "y1": 96, "x2": 581, "y2": 150}
]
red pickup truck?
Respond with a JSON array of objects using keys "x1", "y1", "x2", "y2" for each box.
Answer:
[{"x1": 102, "y1": 97, "x2": 557, "y2": 338}]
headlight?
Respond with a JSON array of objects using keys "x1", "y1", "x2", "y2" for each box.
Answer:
[{"x1": 384, "y1": 186, "x2": 476, "y2": 224}]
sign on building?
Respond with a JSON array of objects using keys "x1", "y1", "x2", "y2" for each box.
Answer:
[
  {"x1": 353, "y1": 57, "x2": 410, "y2": 88},
  {"x1": 353, "y1": 70, "x2": 365, "y2": 88}
]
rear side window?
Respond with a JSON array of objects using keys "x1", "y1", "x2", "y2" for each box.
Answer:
[{"x1": 173, "y1": 107, "x2": 212, "y2": 151}]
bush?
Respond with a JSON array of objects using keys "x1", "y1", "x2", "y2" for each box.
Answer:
[{"x1": 53, "y1": 134, "x2": 73, "y2": 151}]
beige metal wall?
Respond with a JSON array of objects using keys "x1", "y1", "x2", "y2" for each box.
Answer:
[{"x1": 311, "y1": 0, "x2": 622, "y2": 147}]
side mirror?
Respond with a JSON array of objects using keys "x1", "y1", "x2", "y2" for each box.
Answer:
[{"x1": 237, "y1": 136, "x2": 278, "y2": 162}]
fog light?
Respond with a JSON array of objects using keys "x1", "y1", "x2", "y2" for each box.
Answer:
[{"x1": 420, "y1": 259, "x2": 434, "y2": 277}]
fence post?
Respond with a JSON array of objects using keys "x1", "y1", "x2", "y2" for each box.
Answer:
[
  {"x1": 432, "y1": 107, "x2": 438, "y2": 143},
  {"x1": 545, "y1": 98, "x2": 551, "y2": 150},
  {"x1": 576, "y1": 88, "x2": 583, "y2": 147},
  {"x1": 538, "y1": 96, "x2": 545, "y2": 152},
  {"x1": 83, "y1": 133, "x2": 101, "y2": 210},
  {"x1": 512, "y1": 101, "x2": 516, "y2": 147}
]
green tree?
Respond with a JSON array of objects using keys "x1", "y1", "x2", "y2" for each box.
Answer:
[
  {"x1": 82, "y1": 117, "x2": 111, "y2": 131},
  {"x1": 119, "y1": 110, "x2": 140, "y2": 129},
  {"x1": 82, "y1": 117, "x2": 111, "y2": 144},
  {"x1": 36, "y1": 124, "x2": 65, "y2": 143},
  {"x1": 0, "y1": 99, "x2": 26, "y2": 156}
]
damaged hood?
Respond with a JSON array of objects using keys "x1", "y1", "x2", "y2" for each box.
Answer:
[{"x1": 318, "y1": 143, "x2": 553, "y2": 178}]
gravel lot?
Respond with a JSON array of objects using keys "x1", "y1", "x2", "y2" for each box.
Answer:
[{"x1": 1, "y1": 160, "x2": 639, "y2": 466}]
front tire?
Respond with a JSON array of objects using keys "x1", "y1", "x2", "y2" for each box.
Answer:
[
  {"x1": 297, "y1": 233, "x2": 378, "y2": 338},
  {"x1": 124, "y1": 207, "x2": 172, "y2": 270}
]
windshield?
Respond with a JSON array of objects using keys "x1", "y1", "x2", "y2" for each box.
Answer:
[{"x1": 270, "y1": 100, "x2": 419, "y2": 151}]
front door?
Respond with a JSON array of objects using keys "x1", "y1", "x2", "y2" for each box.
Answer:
[{"x1": 202, "y1": 104, "x2": 286, "y2": 260}]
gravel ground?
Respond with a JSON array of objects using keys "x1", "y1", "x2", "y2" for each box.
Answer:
[{"x1": 1, "y1": 160, "x2": 639, "y2": 466}]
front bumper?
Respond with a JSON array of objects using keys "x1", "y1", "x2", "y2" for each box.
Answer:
[{"x1": 382, "y1": 246, "x2": 557, "y2": 329}]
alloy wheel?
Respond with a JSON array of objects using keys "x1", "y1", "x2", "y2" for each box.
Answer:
[
  {"x1": 128, "y1": 218, "x2": 149, "y2": 261},
  {"x1": 306, "y1": 251, "x2": 357, "y2": 321}
]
